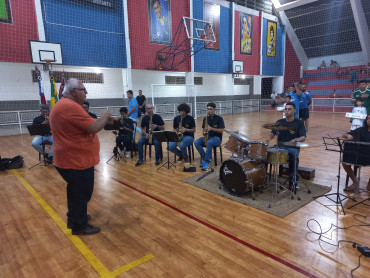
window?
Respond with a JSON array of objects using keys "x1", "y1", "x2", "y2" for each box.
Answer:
[
  {"x1": 234, "y1": 78, "x2": 250, "y2": 85},
  {"x1": 32, "y1": 71, "x2": 104, "y2": 83},
  {"x1": 194, "y1": 77, "x2": 203, "y2": 85},
  {"x1": 165, "y1": 76, "x2": 186, "y2": 84}
]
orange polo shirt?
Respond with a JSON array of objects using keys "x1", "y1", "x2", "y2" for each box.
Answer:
[{"x1": 49, "y1": 98, "x2": 100, "y2": 169}]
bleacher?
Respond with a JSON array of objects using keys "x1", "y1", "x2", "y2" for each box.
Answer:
[
  {"x1": 304, "y1": 65, "x2": 369, "y2": 98},
  {"x1": 302, "y1": 65, "x2": 369, "y2": 113}
]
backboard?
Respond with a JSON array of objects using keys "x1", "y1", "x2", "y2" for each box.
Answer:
[
  {"x1": 182, "y1": 16, "x2": 216, "y2": 43},
  {"x1": 29, "y1": 41, "x2": 63, "y2": 64},
  {"x1": 232, "y1": 60, "x2": 243, "y2": 78}
]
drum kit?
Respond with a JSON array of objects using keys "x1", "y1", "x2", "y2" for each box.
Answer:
[{"x1": 220, "y1": 124, "x2": 310, "y2": 201}]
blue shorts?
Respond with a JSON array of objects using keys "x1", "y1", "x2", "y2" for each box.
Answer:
[{"x1": 299, "y1": 108, "x2": 309, "y2": 119}]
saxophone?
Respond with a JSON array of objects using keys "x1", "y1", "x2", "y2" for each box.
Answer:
[
  {"x1": 203, "y1": 116, "x2": 209, "y2": 146},
  {"x1": 177, "y1": 117, "x2": 183, "y2": 146},
  {"x1": 148, "y1": 116, "x2": 153, "y2": 144}
]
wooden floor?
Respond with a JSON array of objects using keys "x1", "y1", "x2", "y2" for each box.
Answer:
[{"x1": 1, "y1": 111, "x2": 369, "y2": 278}]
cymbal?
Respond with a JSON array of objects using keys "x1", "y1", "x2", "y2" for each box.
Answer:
[
  {"x1": 262, "y1": 123, "x2": 293, "y2": 130},
  {"x1": 280, "y1": 141, "x2": 310, "y2": 148},
  {"x1": 224, "y1": 129, "x2": 251, "y2": 142}
]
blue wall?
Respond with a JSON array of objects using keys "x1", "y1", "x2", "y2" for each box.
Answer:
[
  {"x1": 261, "y1": 19, "x2": 285, "y2": 76},
  {"x1": 193, "y1": 0, "x2": 232, "y2": 73},
  {"x1": 43, "y1": 0, "x2": 126, "y2": 68}
]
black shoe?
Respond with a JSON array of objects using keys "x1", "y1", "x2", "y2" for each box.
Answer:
[
  {"x1": 67, "y1": 214, "x2": 91, "y2": 229},
  {"x1": 46, "y1": 155, "x2": 53, "y2": 164},
  {"x1": 135, "y1": 160, "x2": 144, "y2": 167},
  {"x1": 155, "y1": 159, "x2": 160, "y2": 166},
  {"x1": 72, "y1": 224, "x2": 100, "y2": 236}
]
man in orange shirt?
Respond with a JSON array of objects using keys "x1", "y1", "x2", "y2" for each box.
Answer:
[{"x1": 50, "y1": 78, "x2": 115, "y2": 235}]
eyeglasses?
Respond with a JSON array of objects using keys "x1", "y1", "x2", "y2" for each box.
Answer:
[{"x1": 74, "y1": 88, "x2": 87, "y2": 92}]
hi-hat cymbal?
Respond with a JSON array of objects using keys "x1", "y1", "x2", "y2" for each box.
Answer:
[
  {"x1": 262, "y1": 123, "x2": 293, "y2": 130},
  {"x1": 280, "y1": 141, "x2": 310, "y2": 148}
]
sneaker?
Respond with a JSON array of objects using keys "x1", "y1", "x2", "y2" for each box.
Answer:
[
  {"x1": 125, "y1": 151, "x2": 131, "y2": 158},
  {"x1": 135, "y1": 160, "x2": 144, "y2": 167},
  {"x1": 200, "y1": 160, "x2": 205, "y2": 167},
  {"x1": 183, "y1": 158, "x2": 190, "y2": 165},
  {"x1": 119, "y1": 149, "x2": 125, "y2": 158},
  {"x1": 201, "y1": 163, "x2": 210, "y2": 171},
  {"x1": 176, "y1": 156, "x2": 184, "y2": 163},
  {"x1": 67, "y1": 214, "x2": 91, "y2": 229},
  {"x1": 155, "y1": 159, "x2": 161, "y2": 166},
  {"x1": 72, "y1": 224, "x2": 101, "y2": 236}
]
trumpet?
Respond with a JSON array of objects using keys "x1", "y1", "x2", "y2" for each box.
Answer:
[
  {"x1": 203, "y1": 116, "x2": 209, "y2": 146},
  {"x1": 148, "y1": 116, "x2": 153, "y2": 144}
]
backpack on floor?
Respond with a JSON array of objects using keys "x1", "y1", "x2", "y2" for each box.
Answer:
[{"x1": 0, "y1": 155, "x2": 24, "y2": 170}]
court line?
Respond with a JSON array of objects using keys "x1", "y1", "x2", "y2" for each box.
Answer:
[
  {"x1": 108, "y1": 174, "x2": 318, "y2": 278},
  {"x1": 11, "y1": 169, "x2": 153, "y2": 278}
]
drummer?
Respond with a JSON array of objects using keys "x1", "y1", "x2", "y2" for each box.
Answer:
[{"x1": 266, "y1": 102, "x2": 306, "y2": 187}]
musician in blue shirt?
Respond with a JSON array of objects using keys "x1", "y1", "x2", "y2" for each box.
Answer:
[{"x1": 342, "y1": 114, "x2": 370, "y2": 192}]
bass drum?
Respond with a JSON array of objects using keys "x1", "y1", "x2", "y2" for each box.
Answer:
[{"x1": 219, "y1": 159, "x2": 266, "y2": 196}]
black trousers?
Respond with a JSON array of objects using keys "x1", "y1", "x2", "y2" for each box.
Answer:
[
  {"x1": 56, "y1": 166, "x2": 94, "y2": 229},
  {"x1": 116, "y1": 135, "x2": 132, "y2": 151}
]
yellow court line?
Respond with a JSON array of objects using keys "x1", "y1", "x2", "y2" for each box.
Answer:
[
  {"x1": 110, "y1": 254, "x2": 155, "y2": 277},
  {"x1": 11, "y1": 169, "x2": 154, "y2": 278}
]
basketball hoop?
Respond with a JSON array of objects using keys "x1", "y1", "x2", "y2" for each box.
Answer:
[
  {"x1": 42, "y1": 59, "x2": 56, "y2": 71},
  {"x1": 232, "y1": 71, "x2": 241, "y2": 79}
]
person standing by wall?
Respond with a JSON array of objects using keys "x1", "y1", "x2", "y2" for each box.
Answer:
[{"x1": 136, "y1": 90, "x2": 147, "y2": 118}]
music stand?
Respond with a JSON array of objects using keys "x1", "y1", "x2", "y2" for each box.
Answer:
[
  {"x1": 315, "y1": 137, "x2": 356, "y2": 215},
  {"x1": 345, "y1": 140, "x2": 370, "y2": 209},
  {"x1": 27, "y1": 124, "x2": 53, "y2": 169},
  {"x1": 104, "y1": 121, "x2": 126, "y2": 164},
  {"x1": 153, "y1": 131, "x2": 179, "y2": 171}
]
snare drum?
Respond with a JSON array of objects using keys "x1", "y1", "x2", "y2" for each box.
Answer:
[
  {"x1": 266, "y1": 148, "x2": 289, "y2": 164},
  {"x1": 224, "y1": 135, "x2": 249, "y2": 156},
  {"x1": 246, "y1": 141, "x2": 268, "y2": 160},
  {"x1": 220, "y1": 159, "x2": 266, "y2": 196}
]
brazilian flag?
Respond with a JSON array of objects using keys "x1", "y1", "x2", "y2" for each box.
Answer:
[{"x1": 50, "y1": 76, "x2": 59, "y2": 108}]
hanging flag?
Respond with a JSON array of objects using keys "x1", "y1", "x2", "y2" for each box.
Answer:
[
  {"x1": 59, "y1": 74, "x2": 65, "y2": 99},
  {"x1": 50, "y1": 76, "x2": 59, "y2": 108},
  {"x1": 38, "y1": 76, "x2": 47, "y2": 105}
]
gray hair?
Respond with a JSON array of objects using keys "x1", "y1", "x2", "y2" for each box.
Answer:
[{"x1": 63, "y1": 78, "x2": 80, "y2": 94}]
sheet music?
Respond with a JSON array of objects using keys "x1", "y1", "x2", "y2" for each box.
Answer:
[{"x1": 345, "y1": 112, "x2": 366, "y2": 119}]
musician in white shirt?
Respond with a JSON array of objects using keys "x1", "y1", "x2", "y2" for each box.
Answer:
[{"x1": 351, "y1": 98, "x2": 367, "y2": 130}]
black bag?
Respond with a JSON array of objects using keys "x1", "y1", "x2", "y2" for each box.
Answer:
[{"x1": 0, "y1": 155, "x2": 24, "y2": 170}]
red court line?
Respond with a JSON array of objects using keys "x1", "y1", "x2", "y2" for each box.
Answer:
[{"x1": 107, "y1": 174, "x2": 318, "y2": 278}]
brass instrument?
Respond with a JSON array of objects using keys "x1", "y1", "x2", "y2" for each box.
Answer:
[
  {"x1": 203, "y1": 116, "x2": 209, "y2": 146},
  {"x1": 113, "y1": 117, "x2": 125, "y2": 135},
  {"x1": 148, "y1": 116, "x2": 153, "y2": 144},
  {"x1": 177, "y1": 117, "x2": 183, "y2": 146}
]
